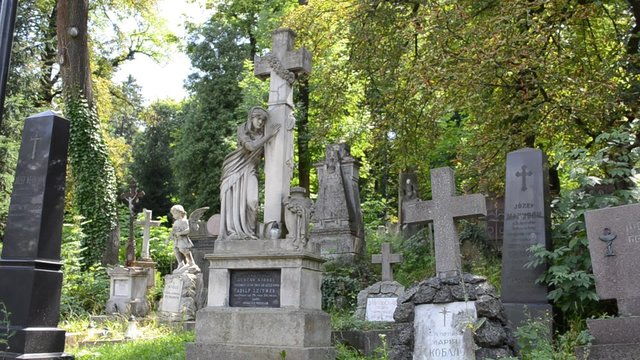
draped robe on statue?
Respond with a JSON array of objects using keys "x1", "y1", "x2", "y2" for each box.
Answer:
[{"x1": 219, "y1": 113, "x2": 267, "y2": 240}]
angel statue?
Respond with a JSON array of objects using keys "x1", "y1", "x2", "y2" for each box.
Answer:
[{"x1": 169, "y1": 205, "x2": 209, "y2": 273}]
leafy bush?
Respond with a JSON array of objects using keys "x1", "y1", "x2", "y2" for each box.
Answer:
[
  {"x1": 509, "y1": 316, "x2": 591, "y2": 360},
  {"x1": 60, "y1": 215, "x2": 110, "y2": 318},
  {"x1": 321, "y1": 259, "x2": 372, "y2": 311}
]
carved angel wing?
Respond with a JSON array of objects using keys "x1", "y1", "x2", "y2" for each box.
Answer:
[{"x1": 189, "y1": 207, "x2": 210, "y2": 232}]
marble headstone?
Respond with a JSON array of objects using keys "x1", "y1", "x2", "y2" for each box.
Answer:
[
  {"x1": 414, "y1": 302, "x2": 478, "y2": 359},
  {"x1": 500, "y1": 148, "x2": 552, "y2": 328}
]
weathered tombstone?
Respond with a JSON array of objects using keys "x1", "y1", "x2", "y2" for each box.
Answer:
[
  {"x1": 485, "y1": 197, "x2": 504, "y2": 250},
  {"x1": 390, "y1": 167, "x2": 516, "y2": 360},
  {"x1": 135, "y1": 208, "x2": 161, "y2": 288},
  {"x1": 311, "y1": 143, "x2": 364, "y2": 261},
  {"x1": 0, "y1": 111, "x2": 73, "y2": 359},
  {"x1": 399, "y1": 171, "x2": 423, "y2": 239},
  {"x1": 354, "y1": 243, "x2": 405, "y2": 322},
  {"x1": 105, "y1": 266, "x2": 150, "y2": 317},
  {"x1": 187, "y1": 28, "x2": 334, "y2": 360},
  {"x1": 575, "y1": 203, "x2": 640, "y2": 359},
  {"x1": 190, "y1": 214, "x2": 219, "y2": 308},
  {"x1": 500, "y1": 148, "x2": 552, "y2": 329}
]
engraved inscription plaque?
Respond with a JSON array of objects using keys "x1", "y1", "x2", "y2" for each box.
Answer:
[{"x1": 229, "y1": 270, "x2": 281, "y2": 308}]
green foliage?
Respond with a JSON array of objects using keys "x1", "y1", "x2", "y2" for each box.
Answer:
[
  {"x1": 60, "y1": 215, "x2": 110, "y2": 318},
  {"x1": 65, "y1": 94, "x2": 120, "y2": 266},
  {"x1": 391, "y1": 228, "x2": 435, "y2": 286},
  {"x1": 0, "y1": 302, "x2": 16, "y2": 349},
  {"x1": 511, "y1": 317, "x2": 591, "y2": 360},
  {"x1": 71, "y1": 330, "x2": 194, "y2": 359},
  {"x1": 321, "y1": 260, "x2": 369, "y2": 312}
]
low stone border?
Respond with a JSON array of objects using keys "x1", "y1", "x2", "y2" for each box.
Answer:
[{"x1": 389, "y1": 273, "x2": 517, "y2": 359}]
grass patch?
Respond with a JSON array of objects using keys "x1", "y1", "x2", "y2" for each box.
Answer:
[{"x1": 70, "y1": 331, "x2": 194, "y2": 359}]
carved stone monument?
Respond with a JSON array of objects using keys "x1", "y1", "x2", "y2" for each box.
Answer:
[
  {"x1": 501, "y1": 148, "x2": 552, "y2": 329},
  {"x1": 311, "y1": 143, "x2": 364, "y2": 261},
  {"x1": 135, "y1": 208, "x2": 161, "y2": 288},
  {"x1": 186, "y1": 28, "x2": 334, "y2": 360},
  {"x1": 354, "y1": 243, "x2": 404, "y2": 322},
  {"x1": 390, "y1": 167, "x2": 516, "y2": 360},
  {"x1": 575, "y1": 203, "x2": 640, "y2": 359},
  {"x1": 106, "y1": 266, "x2": 150, "y2": 317},
  {"x1": 399, "y1": 171, "x2": 422, "y2": 239},
  {"x1": 0, "y1": 111, "x2": 73, "y2": 359}
]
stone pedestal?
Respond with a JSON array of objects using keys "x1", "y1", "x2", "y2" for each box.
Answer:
[
  {"x1": 134, "y1": 259, "x2": 156, "y2": 289},
  {"x1": 159, "y1": 271, "x2": 203, "y2": 321},
  {"x1": 190, "y1": 232, "x2": 216, "y2": 307},
  {"x1": 186, "y1": 239, "x2": 335, "y2": 360},
  {"x1": 105, "y1": 266, "x2": 150, "y2": 317},
  {"x1": 576, "y1": 317, "x2": 640, "y2": 360},
  {"x1": 311, "y1": 228, "x2": 362, "y2": 263}
]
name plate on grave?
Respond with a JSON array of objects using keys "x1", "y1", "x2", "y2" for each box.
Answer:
[
  {"x1": 366, "y1": 297, "x2": 398, "y2": 322},
  {"x1": 414, "y1": 302, "x2": 477, "y2": 360},
  {"x1": 161, "y1": 276, "x2": 184, "y2": 313},
  {"x1": 229, "y1": 270, "x2": 280, "y2": 308},
  {"x1": 113, "y1": 279, "x2": 130, "y2": 297}
]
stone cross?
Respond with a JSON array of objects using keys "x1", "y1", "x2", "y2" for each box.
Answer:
[
  {"x1": 135, "y1": 209, "x2": 161, "y2": 261},
  {"x1": 254, "y1": 28, "x2": 311, "y2": 225},
  {"x1": 121, "y1": 181, "x2": 145, "y2": 267},
  {"x1": 372, "y1": 243, "x2": 403, "y2": 282},
  {"x1": 403, "y1": 167, "x2": 486, "y2": 277}
]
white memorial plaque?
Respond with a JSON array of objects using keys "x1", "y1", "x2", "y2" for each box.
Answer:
[
  {"x1": 113, "y1": 279, "x2": 130, "y2": 297},
  {"x1": 366, "y1": 297, "x2": 398, "y2": 322},
  {"x1": 161, "y1": 276, "x2": 184, "y2": 313},
  {"x1": 414, "y1": 302, "x2": 477, "y2": 360}
]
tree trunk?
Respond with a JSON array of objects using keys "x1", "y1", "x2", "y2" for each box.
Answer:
[{"x1": 56, "y1": 0, "x2": 92, "y2": 106}]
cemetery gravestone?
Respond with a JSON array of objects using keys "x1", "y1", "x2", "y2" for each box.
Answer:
[
  {"x1": 485, "y1": 197, "x2": 504, "y2": 250},
  {"x1": 355, "y1": 243, "x2": 405, "y2": 322},
  {"x1": 575, "y1": 203, "x2": 640, "y2": 359},
  {"x1": 399, "y1": 171, "x2": 423, "y2": 239},
  {"x1": 391, "y1": 167, "x2": 515, "y2": 360},
  {"x1": 0, "y1": 111, "x2": 72, "y2": 359},
  {"x1": 311, "y1": 143, "x2": 365, "y2": 261},
  {"x1": 135, "y1": 208, "x2": 161, "y2": 288},
  {"x1": 500, "y1": 148, "x2": 552, "y2": 328}
]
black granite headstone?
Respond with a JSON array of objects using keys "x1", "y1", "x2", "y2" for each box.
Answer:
[
  {"x1": 501, "y1": 148, "x2": 552, "y2": 328},
  {"x1": 0, "y1": 111, "x2": 72, "y2": 359},
  {"x1": 229, "y1": 270, "x2": 281, "y2": 308}
]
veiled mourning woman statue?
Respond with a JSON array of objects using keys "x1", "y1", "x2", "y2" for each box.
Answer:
[{"x1": 219, "y1": 107, "x2": 280, "y2": 240}]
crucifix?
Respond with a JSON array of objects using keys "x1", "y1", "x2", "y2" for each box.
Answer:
[
  {"x1": 136, "y1": 209, "x2": 161, "y2": 261},
  {"x1": 515, "y1": 165, "x2": 533, "y2": 192},
  {"x1": 30, "y1": 132, "x2": 42, "y2": 160},
  {"x1": 121, "y1": 181, "x2": 145, "y2": 267},
  {"x1": 372, "y1": 242, "x2": 403, "y2": 282},
  {"x1": 254, "y1": 28, "x2": 311, "y2": 226},
  {"x1": 403, "y1": 167, "x2": 486, "y2": 277},
  {"x1": 0, "y1": 0, "x2": 18, "y2": 128}
]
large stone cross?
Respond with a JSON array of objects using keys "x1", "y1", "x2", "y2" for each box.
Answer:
[
  {"x1": 136, "y1": 209, "x2": 161, "y2": 261},
  {"x1": 254, "y1": 28, "x2": 311, "y2": 225},
  {"x1": 372, "y1": 242, "x2": 403, "y2": 282},
  {"x1": 403, "y1": 167, "x2": 486, "y2": 277}
]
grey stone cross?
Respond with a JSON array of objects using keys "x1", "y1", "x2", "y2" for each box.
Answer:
[
  {"x1": 254, "y1": 28, "x2": 311, "y2": 226},
  {"x1": 136, "y1": 209, "x2": 161, "y2": 261},
  {"x1": 372, "y1": 242, "x2": 403, "y2": 282},
  {"x1": 403, "y1": 167, "x2": 486, "y2": 277},
  {"x1": 516, "y1": 165, "x2": 533, "y2": 192}
]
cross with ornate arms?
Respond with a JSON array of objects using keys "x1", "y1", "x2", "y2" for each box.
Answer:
[
  {"x1": 254, "y1": 28, "x2": 311, "y2": 226},
  {"x1": 516, "y1": 164, "x2": 533, "y2": 192},
  {"x1": 402, "y1": 167, "x2": 486, "y2": 277},
  {"x1": 372, "y1": 242, "x2": 403, "y2": 282}
]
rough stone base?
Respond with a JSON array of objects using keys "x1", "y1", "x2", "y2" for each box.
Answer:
[
  {"x1": 503, "y1": 302, "x2": 552, "y2": 330},
  {"x1": 587, "y1": 317, "x2": 640, "y2": 344},
  {"x1": 186, "y1": 343, "x2": 336, "y2": 360},
  {"x1": 576, "y1": 343, "x2": 640, "y2": 360},
  {"x1": 158, "y1": 272, "x2": 203, "y2": 322},
  {"x1": 310, "y1": 230, "x2": 362, "y2": 262}
]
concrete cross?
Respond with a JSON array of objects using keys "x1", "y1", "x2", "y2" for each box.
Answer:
[
  {"x1": 402, "y1": 167, "x2": 486, "y2": 277},
  {"x1": 372, "y1": 242, "x2": 403, "y2": 282},
  {"x1": 516, "y1": 165, "x2": 533, "y2": 192},
  {"x1": 254, "y1": 28, "x2": 311, "y2": 225},
  {"x1": 136, "y1": 209, "x2": 161, "y2": 261}
]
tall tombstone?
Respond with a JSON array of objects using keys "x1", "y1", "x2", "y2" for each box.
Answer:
[
  {"x1": 399, "y1": 171, "x2": 423, "y2": 239},
  {"x1": 0, "y1": 111, "x2": 72, "y2": 359},
  {"x1": 501, "y1": 148, "x2": 552, "y2": 328},
  {"x1": 391, "y1": 167, "x2": 516, "y2": 359},
  {"x1": 575, "y1": 203, "x2": 640, "y2": 359},
  {"x1": 311, "y1": 143, "x2": 364, "y2": 261}
]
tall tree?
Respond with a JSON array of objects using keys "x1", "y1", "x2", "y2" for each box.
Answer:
[{"x1": 57, "y1": 0, "x2": 120, "y2": 266}]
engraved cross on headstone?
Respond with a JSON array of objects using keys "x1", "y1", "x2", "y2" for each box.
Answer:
[
  {"x1": 440, "y1": 306, "x2": 450, "y2": 326},
  {"x1": 254, "y1": 28, "x2": 311, "y2": 225},
  {"x1": 136, "y1": 209, "x2": 161, "y2": 261},
  {"x1": 121, "y1": 181, "x2": 145, "y2": 267},
  {"x1": 515, "y1": 165, "x2": 533, "y2": 192},
  {"x1": 30, "y1": 132, "x2": 42, "y2": 160},
  {"x1": 372, "y1": 242, "x2": 403, "y2": 282},
  {"x1": 403, "y1": 167, "x2": 486, "y2": 277}
]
